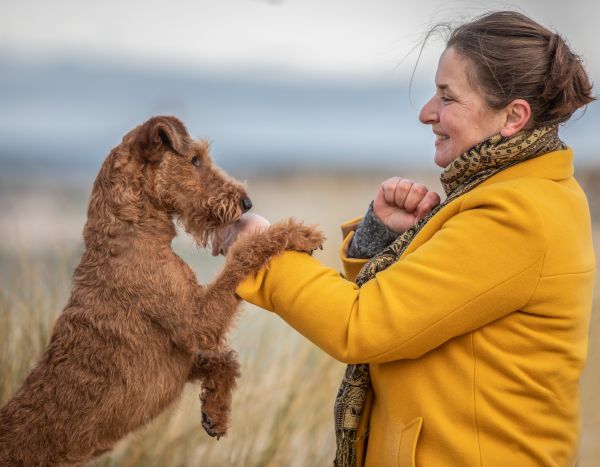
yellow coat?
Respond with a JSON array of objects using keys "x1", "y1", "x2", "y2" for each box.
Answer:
[{"x1": 236, "y1": 148, "x2": 595, "y2": 467}]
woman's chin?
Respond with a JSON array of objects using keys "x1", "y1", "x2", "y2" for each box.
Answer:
[{"x1": 434, "y1": 153, "x2": 453, "y2": 169}]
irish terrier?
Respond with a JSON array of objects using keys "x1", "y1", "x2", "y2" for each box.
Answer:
[{"x1": 0, "y1": 115, "x2": 324, "y2": 466}]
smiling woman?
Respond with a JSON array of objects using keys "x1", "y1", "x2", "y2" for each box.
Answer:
[
  {"x1": 418, "y1": 47, "x2": 517, "y2": 168},
  {"x1": 418, "y1": 13, "x2": 595, "y2": 169},
  {"x1": 219, "y1": 10, "x2": 597, "y2": 467}
]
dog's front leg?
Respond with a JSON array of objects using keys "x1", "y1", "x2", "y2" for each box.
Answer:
[
  {"x1": 192, "y1": 219, "x2": 325, "y2": 357},
  {"x1": 187, "y1": 220, "x2": 324, "y2": 438},
  {"x1": 188, "y1": 348, "x2": 240, "y2": 439},
  {"x1": 206, "y1": 219, "x2": 326, "y2": 300}
]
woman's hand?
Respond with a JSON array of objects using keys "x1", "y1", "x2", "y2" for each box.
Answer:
[
  {"x1": 373, "y1": 178, "x2": 441, "y2": 234},
  {"x1": 212, "y1": 212, "x2": 271, "y2": 256}
]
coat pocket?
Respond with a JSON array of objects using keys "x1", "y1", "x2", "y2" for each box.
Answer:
[{"x1": 397, "y1": 416, "x2": 423, "y2": 467}]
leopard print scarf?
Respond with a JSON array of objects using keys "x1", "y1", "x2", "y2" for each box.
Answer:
[{"x1": 333, "y1": 125, "x2": 565, "y2": 467}]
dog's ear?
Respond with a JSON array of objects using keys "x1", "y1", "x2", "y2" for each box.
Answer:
[{"x1": 136, "y1": 116, "x2": 191, "y2": 162}]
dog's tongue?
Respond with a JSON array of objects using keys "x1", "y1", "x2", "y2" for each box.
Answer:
[
  {"x1": 212, "y1": 213, "x2": 271, "y2": 256},
  {"x1": 211, "y1": 221, "x2": 239, "y2": 256},
  {"x1": 210, "y1": 239, "x2": 221, "y2": 257}
]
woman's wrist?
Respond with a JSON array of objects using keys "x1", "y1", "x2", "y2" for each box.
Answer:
[{"x1": 346, "y1": 202, "x2": 400, "y2": 259}]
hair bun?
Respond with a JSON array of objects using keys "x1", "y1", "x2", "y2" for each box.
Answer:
[{"x1": 540, "y1": 33, "x2": 593, "y2": 124}]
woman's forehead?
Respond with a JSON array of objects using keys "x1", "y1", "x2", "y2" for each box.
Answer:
[{"x1": 435, "y1": 48, "x2": 472, "y2": 92}]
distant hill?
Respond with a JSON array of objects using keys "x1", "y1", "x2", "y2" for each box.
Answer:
[{"x1": 1, "y1": 55, "x2": 598, "y2": 179}]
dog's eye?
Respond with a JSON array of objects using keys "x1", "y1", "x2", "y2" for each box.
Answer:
[{"x1": 191, "y1": 156, "x2": 201, "y2": 167}]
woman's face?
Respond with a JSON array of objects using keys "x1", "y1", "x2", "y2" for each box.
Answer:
[{"x1": 419, "y1": 47, "x2": 507, "y2": 168}]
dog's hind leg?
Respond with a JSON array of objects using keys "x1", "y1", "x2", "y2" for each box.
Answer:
[{"x1": 188, "y1": 348, "x2": 240, "y2": 439}]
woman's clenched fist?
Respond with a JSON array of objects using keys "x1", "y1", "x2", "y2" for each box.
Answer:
[{"x1": 373, "y1": 178, "x2": 441, "y2": 233}]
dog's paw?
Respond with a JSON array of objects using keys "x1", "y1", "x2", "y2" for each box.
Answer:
[
  {"x1": 201, "y1": 411, "x2": 226, "y2": 440},
  {"x1": 222, "y1": 218, "x2": 325, "y2": 282},
  {"x1": 265, "y1": 219, "x2": 325, "y2": 253},
  {"x1": 277, "y1": 219, "x2": 325, "y2": 254}
]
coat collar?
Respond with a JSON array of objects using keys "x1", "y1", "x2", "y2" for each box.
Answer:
[{"x1": 478, "y1": 147, "x2": 574, "y2": 188}]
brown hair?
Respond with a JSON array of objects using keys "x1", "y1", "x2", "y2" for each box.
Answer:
[{"x1": 444, "y1": 11, "x2": 595, "y2": 125}]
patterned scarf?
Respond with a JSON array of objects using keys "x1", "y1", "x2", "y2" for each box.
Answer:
[{"x1": 333, "y1": 125, "x2": 565, "y2": 467}]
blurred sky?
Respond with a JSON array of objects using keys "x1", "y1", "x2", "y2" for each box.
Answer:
[
  {"x1": 2, "y1": 0, "x2": 599, "y2": 79},
  {"x1": 1, "y1": 0, "x2": 599, "y2": 176}
]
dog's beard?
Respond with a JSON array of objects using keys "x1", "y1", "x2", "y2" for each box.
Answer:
[
  {"x1": 204, "y1": 201, "x2": 244, "y2": 252},
  {"x1": 179, "y1": 207, "x2": 242, "y2": 253},
  {"x1": 197, "y1": 222, "x2": 241, "y2": 256},
  {"x1": 179, "y1": 217, "x2": 218, "y2": 250}
]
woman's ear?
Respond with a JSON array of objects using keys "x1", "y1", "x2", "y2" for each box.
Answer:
[{"x1": 500, "y1": 99, "x2": 532, "y2": 137}]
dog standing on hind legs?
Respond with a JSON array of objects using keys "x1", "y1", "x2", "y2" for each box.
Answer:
[{"x1": 0, "y1": 115, "x2": 324, "y2": 466}]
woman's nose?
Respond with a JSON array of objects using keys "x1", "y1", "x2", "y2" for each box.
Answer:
[{"x1": 419, "y1": 96, "x2": 438, "y2": 125}]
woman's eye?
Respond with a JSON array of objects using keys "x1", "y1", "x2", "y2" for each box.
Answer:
[
  {"x1": 440, "y1": 96, "x2": 453, "y2": 103},
  {"x1": 191, "y1": 156, "x2": 201, "y2": 167}
]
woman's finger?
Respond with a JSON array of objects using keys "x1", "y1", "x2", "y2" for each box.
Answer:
[
  {"x1": 393, "y1": 179, "x2": 414, "y2": 209},
  {"x1": 381, "y1": 177, "x2": 401, "y2": 205},
  {"x1": 403, "y1": 183, "x2": 428, "y2": 213},
  {"x1": 415, "y1": 191, "x2": 442, "y2": 222}
]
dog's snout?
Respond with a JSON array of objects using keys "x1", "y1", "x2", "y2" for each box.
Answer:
[{"x1": 241, "y1": 198, "x2": 253, "y2": 213}]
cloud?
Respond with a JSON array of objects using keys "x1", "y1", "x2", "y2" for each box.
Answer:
[{"x1": 0, "y1": 0, "x2": 597, "y2": 81}]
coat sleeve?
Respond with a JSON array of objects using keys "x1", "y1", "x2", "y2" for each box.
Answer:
[
  {"x1": 236, "y1": 186, "x2": 546, "y2": 363},
  {"x1": 337, "y1": 215, "x2": 369, "y2": 281}
]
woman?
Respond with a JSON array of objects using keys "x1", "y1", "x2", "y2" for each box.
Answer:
[{"x1": 220, "y1": 11, "x2": 596, "y2": 466}]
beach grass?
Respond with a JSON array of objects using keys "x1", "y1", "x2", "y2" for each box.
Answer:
[{"x1": 1, "y1": 172, "x2": 598, "y2": 466}]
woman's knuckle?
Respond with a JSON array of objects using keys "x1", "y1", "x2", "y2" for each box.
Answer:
[
  {"x1": 381, "y1": 179, "x2": 394, "y2": 190},
  {"x1": 413, "y1": 183, "x2": 427, "y2": 194},
  {"x1": 398, "y1": 179, "x2": 413, "y2": 190}
]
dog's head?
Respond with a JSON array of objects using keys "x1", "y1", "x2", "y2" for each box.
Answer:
[{"x1": 124, "y1": 115, "x2": 252, "y2": 247}]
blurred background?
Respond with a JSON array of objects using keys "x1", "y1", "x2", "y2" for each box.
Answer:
[{"x1": 1, "y1": 0, "x2": 598, "y2": 465}]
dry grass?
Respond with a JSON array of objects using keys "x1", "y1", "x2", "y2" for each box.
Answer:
[
  {"x1": 0, "y1": 171, "x2": 598, "y2": 466},
  {"x1": 0, "y1": 251, "x2": 343, "y2": 466}
]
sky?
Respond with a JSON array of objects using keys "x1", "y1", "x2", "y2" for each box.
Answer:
[
  {"x1": 1, "y1": 0, "x2": 598, "y2": 81},
  {"x1": 0, "y1": 0, "x2": 598, "y2": 173}
]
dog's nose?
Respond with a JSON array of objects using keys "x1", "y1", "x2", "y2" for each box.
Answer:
[{"x1": 241, "y1": 198, "x2": 252, "y2": 212}]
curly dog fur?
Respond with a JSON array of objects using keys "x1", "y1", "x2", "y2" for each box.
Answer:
[{"x1": 0, "y1": 116, "x2": 324, "y2": 466}]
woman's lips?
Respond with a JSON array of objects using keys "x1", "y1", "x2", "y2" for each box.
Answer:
[{"x1": 434, "y1": 133, "x2": 449, "y2": 146}]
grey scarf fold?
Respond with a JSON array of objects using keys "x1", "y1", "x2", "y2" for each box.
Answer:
[{"x1": 333, "y1": 126, "x2": 565, "y2": 467}]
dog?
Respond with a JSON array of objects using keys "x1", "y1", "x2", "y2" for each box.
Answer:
[{"x1": 0, "y1": 115, "x2": 324, "y2": 466}]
